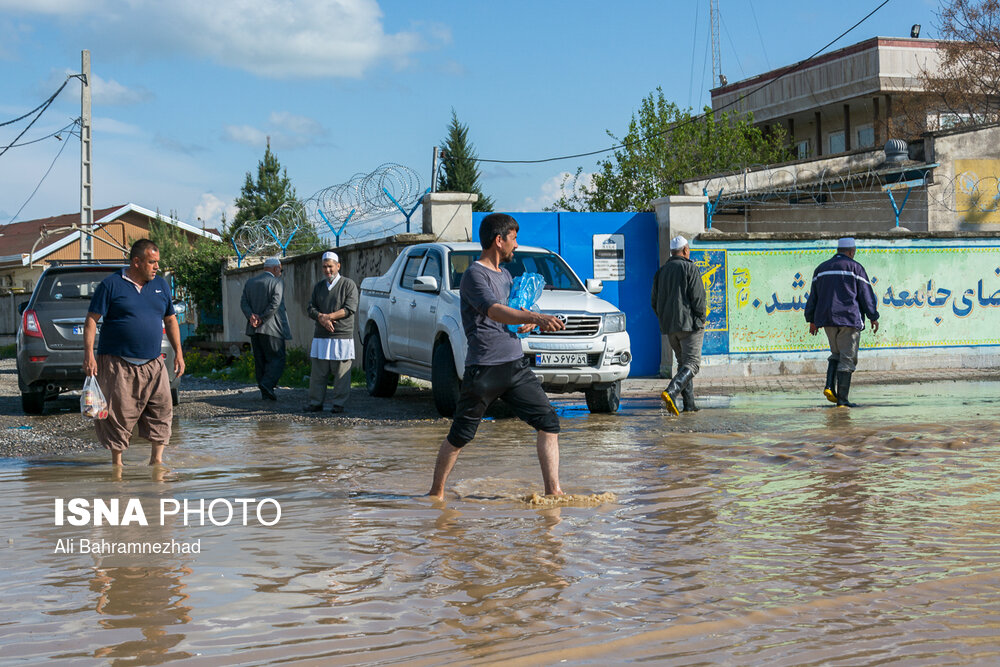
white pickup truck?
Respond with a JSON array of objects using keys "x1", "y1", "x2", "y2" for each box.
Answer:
[{"x1": 358, "y1": 242, "x2": 631, "y2": 416}]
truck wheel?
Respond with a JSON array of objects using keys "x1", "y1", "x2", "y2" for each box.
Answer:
[
  {"x1": 21, "y1": 389, "x2": 45, "y2": 415},
  {"x1": 585, "y1": 381, "x2": 621, "y2": 414},
  {"x1": 364, "y1": 330, "x2": 398, "y2": 397},
  {"x1": 431, "y1": 342, "x2": 461, "y2": 417}
]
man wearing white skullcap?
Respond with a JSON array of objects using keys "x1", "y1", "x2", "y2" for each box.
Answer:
[
  {"x1": 305, "y1": 250, "x2": 359, "y2": 413},
  {"x1": 652, "y1": 234, "x2": 706, "y2": 415},
  {"x1": 240, "y1": 257, "x2": 291, "y2": 400},
  {"x1": 804, "y1": 236, "x2": 880, "y2": 408}
]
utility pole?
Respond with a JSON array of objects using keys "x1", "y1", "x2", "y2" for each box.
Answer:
[
  {"x1": 710, "y1": 0, "x2": 723, "y2": 87},
  {"x1": 79, "y1": 50, "x2": 93, "y2": 261},
  {"x1": 431, "y1": 146, "x2": 439, "y2": 193}
]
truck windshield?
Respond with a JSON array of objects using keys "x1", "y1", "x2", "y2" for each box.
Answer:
[{"x1": 449, "y1": 250, "x2": 583, "y2": 291}]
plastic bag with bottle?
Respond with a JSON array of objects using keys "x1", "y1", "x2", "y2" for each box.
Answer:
[{"x1": 81, "y1": 375, "x2": 109, "y2": 420}]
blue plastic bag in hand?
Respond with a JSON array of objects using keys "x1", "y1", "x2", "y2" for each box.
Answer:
[{"x1": 507, "y1": 273, "x2": 546, "y2": 338}]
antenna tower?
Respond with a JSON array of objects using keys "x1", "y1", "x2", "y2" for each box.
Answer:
[{"x1": 710, "y1": 0, "x2": 722, "y2": 87}]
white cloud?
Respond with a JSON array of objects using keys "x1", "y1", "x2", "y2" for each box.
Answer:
[
  {"x1": 2, "y1": 0, "x2": 435, "y2": 79},
  {"x1": 222, "y1": 124, "x2": 268, "y2": 147},
  {"x1": 269, "y1": 111, "x2": 325, "y2": 137},
  {"x1": 223, "y1": 112, "x2": 328, "y2": 150},
  {"x1": 520, "y1": 171, "x2": 595, "y2": 211},
  {"x1": 93, "y1": 116, "x2": 143, "y2": 136},
  {"x1": 193, "y1": 192, "x2": 236, "y2": 227},
  {"x1": 90, "y1": 72, "x2": 154, "y2": 105},
  {"x1": 40, "y1": 68, "x2": 153, "y2": 106}
]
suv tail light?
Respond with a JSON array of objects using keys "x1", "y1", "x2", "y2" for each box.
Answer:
[{"x1": 22, "y1": 309, "x2": 44, "y2": 339}]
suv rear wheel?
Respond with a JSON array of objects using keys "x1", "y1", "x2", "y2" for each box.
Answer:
[
  {"x1": 431, "y1": 342, "x2": 461, "y2": 418},
  {"x1": 21, "y1": 388, "x2": 45, "y2": 415},
  {"x1": 364, "y1": 330, "x2": 399, "y2": 397},
  {"x1": 585, "y1": 381, "x2": 621, "y2": 414}
]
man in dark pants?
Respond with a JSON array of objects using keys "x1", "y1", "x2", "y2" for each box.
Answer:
[
  {"x1": 804, "y1": 237, "x2": 880, "y2": 408},
  {"x1": 240, "y1": 257, "x2": 292, "y2": 400},
  {"x1": 652, "y1": 235, "x2": 706, "y2": 416},
  {"x1": 428, "y1": 213, "x2": 566, "y2": 500}
]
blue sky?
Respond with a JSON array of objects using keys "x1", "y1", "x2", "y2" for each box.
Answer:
[{"x1": 0, "y1": 0, "x2": 939, "y2": 238}]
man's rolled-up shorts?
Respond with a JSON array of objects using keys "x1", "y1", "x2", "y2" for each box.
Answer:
[
  {"x1": 95, "y1": 355, "x2": 172, "y2": 452},
  {"x1": 447, "y1": 357, "x2": 560, "y2": 448}
]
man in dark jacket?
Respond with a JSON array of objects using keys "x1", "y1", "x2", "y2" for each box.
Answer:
[
  {"x1": 652, "y1": 235, "x2": 707, "y2": 415},
  {"x1": 804, "y1": 237, "x2": 880, "y2": 408},
  {"x1": 305, "y1": 251, "x2": 359, "y2": 413},
  {"x1": 240, "y1": 257, "x2": 292, "y2": 400}
]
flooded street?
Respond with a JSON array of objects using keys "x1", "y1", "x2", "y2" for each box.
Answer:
[{"x1": 3, "y1": 380, "x2": 1000, "y2": 665}]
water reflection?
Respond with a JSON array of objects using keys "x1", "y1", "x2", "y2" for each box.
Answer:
[
  {"x1": 89, "y1": 566, "x2": 193, "y2": 664},
  {"x1": 3, "y1": 383, "x2": 1000, "y2": 664}
]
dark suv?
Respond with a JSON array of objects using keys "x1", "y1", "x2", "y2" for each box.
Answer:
[{"x1": 16, "y1": 264, "x2": 180, "y2": 415}]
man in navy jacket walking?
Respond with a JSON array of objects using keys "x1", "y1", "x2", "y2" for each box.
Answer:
[{"x1": 804, "y1": 237, "x2": 880, "y2": 407}]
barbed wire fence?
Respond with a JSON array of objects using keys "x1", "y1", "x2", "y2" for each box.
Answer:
[
  {"x1": 689, "y1": 161, "x2": 1000, "y2": 229},
  {"x1": 230, "y1": 163, "x2": 428, "y2": 264}
]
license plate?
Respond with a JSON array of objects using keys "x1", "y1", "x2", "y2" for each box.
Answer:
[
  {"x1": 72, "y1": 325, "x2": 84, "y2": 335},
  {"x1": 536, "y1": 353, "x2": 588, "y2": 366}
]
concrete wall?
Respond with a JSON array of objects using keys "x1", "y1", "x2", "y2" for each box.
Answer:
[
  {"x1": 222, "y1": 234, "x2": 435, "y2": 352},
  {"x1": 221, "y1": 191, "x2": 479, "y2": 353},
  {"x1": 690, "y1": 231, "x2": 1000, "y2": 377},
  {"x1": 0, "y1": 293, "x2": 30, "y2": 335},
  {"x1": 926, "y1": 124, "x2": 1000, "y2": 231}
]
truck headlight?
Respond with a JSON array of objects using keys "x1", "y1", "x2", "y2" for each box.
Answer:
[{"x1": 603, "y1": 312, "x2": 626, "y2": 333}]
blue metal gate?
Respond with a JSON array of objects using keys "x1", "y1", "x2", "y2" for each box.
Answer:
[{"x1": 473, "y1": 211, "x2": 660, "y2": 377}]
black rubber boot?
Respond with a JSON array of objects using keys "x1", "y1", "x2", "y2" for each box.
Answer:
[
  {"x1": 661, "y1": 366, "x2": 694, "y2": 416},
  {"x1": 824, "y1": 360, "x2": 838, "y2": 404},
  {"x1": 836, "y1": 370, "x2": 858, "y2": 408},
  {"x1": 681, "y1": 381, "x2": 699, "y2": 412}
]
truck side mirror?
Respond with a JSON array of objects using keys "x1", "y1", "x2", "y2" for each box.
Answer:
[
  {"x1": 413, "y1": 276, "x2": 439, "y2": 292},
  {"x1": 586, "y1": 278, "x2": 603, "y2": 294}
]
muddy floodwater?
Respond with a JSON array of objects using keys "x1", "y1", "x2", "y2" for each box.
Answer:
[{"x1": 3, "y1": 380, "x2": 1000, "y2": 665}]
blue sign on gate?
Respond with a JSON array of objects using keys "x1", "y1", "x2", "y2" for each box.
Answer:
[{"x1": 474, "y1": 211, "x2": 661, "y2": 377}]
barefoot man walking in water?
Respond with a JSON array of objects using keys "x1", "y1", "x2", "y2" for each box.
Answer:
[
  {"x1": 428, "y1": 213, "x2": 567, "y2": 500},
  {"x1": 83, "y1": 239, "x2": 184, "y2": 466}
]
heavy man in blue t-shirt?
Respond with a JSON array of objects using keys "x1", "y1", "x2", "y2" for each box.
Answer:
[
  {"x1": 428, "y1": 213, "x2": 567, "y2": 500},
  {"x1": 84, "y1": 239, "x2": 185, "y2": 466}
]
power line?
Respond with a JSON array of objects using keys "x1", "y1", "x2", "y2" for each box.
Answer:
[
  {"x1": 747, "y1": 0, "x2": 771, "y2": 70},
  {"x1": 0, "y1": 118, "x2": 80, "y2": 149},
  {"x1": 474, "y1": 0, "x2": 892, "y2": 165},
  {"x1": 0, "y1": 76, "x2": 78, "y2": 159},
  {"x1": 6, "y1": 120, "x2": 79, "y2": 225},
  {"x1": 0, "y1": 75, "x2": 78, "y2": 128}
]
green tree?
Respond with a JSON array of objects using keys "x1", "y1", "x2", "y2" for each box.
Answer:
[
  {"x1": 149, "y1": 217, "x2": 229, "y2": 329},
  {"x1": 438, "y1": 109, "x2": 494, "y2": 212},
  {"x1": 553, "y1": 88, "x2": 791, "y2": 212},
  {"x1": 231, "y1": 143, "x2": 323, "y2": 255}
]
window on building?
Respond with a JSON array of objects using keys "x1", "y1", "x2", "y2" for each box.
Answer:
[
  {"x1": 795, "y1": 139, "x2": 811, "y2": 159},
  {"x1": 828, "y1": 130, "x2": 845, "y2": 154},
  {"x1": 856, "y1": 124, "x2": 875, "y2": 148}
]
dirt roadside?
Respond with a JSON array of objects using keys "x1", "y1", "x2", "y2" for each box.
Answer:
[{"x1": 0, "y1": 358, "x2": 448, "y2": 458}]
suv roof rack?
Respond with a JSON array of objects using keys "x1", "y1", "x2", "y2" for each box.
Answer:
[{"x1": 47, "y1": 259, "x2": 127, "y2": 267}]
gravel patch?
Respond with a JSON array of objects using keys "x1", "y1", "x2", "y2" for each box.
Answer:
[{"x1": 0, "y1": 359, "x2": 446, "y2": 458}]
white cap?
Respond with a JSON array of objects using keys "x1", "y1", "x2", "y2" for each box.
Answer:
[
  {"x1": 670, "y1": 235, "x2": 688, "y2": 250},
  {"x1": 838, "y1": 237, "x2": 856, "y2": 249},
  {"x1": 322, "y1": 251, "x2": 339, "y2": 262},
  {"x1": 263, "y1": 257, "x2": 281, "y2": 267}
]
